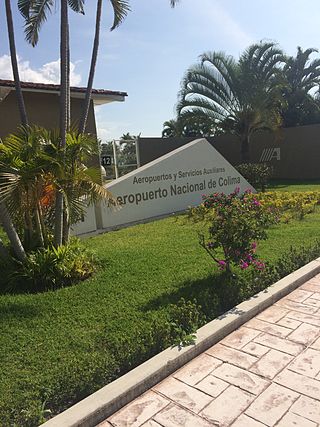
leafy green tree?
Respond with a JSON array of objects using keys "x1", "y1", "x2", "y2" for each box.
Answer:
[
  {"x1": 177, "y1": 42, "x2": 285, "y2": 162},
  {"x1": 162, "y1": 114, "x2": 215, "y2": 137},
  {"x1": 282, "y1": 47, "x2": 320, "y2": 127}
]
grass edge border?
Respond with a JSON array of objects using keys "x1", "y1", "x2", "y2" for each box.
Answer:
[{"x1": 41, "y1": 257, "x2": 320, "y2": 427}]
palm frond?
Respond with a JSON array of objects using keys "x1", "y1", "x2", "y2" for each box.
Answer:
[{"x1": 109, "y1": 0, "x2": 130, "y2": 31}]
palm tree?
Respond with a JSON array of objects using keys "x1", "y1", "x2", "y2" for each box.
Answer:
[
  {"x1": 78, "y1": 0, "x2": 130, "y2": 134},
  {"x1": 282, "y1": 47, "x2": 320, "y2": 127},
  {"x1": 19, "y1": 0, "x2": 180, "y2": 244},
  {"x1": 5, "y1": 0, "x2": 28, "y2": 126},
  {"x1": 18, "y1": 0, "x2": 85, "y2": 246},
  {"x1": 177, "y1": 42, "x2": 285, "y2": 162},
  {"x1": 1, "y1": 0, "x2": 28, "y2": 261},
  {"x1": 0, "y1": 126, "x2": 114, "y2": 248},
  {"x1": 162, "y1": 119, "x2": 184, "y2": 137}
]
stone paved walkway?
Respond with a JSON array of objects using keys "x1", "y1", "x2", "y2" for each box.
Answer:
[{"x1": 100, "y1": 274, "x2": 320, "y2": 427}]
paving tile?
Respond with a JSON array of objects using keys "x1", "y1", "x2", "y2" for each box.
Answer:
[
  {"x1": 285, "y1": 289, "x2": 313, "y2": 303},
  {"x1": 257, "y1": 306, "x2": 288, "y2": 323},
  {"x1": 301, "y1": 282, "x2": 320, "y2": 293},
  {"x1": 308, "y1": 292, "x2": 320, "y2": 301},
  {"x1": 304, "y1": 297, "x2": 320, "y2": 308},
  {"x1": 275, "y1": 369, "x2": 320, "y2": 399},
  {"x1": 286, "y1": 311, "x2": 320, "y2": 327},
  {"x1": 288, "y1": 348, "x2": 320, "y2": 378},
  {"x1": 107, "y1": 391, "x2": 169, "y2": 427},
  {"x1": 287, "y1": 323, "x2": 319, "y2": 346},
  {"x1": 140, "y1": 420, "x2": 163, "y2": 427},
  {"x1": 276, "y1": 317, "x2": 302, "y2": 330},
  {"x1": 153, "y1": 377, "x2": 212, "y2": 413},
  {"x1": 230, "y1": 414, "x2": 266, "y2": 426},
  {"x1": 173, "y1": 353, "x2": 222, "y2": 386},
  {"x1": 276, "y1": 411, "x2": 317, "y2": 427},
  {"x1": 310, "y1": 337, "x2": 320, "y2": 350},
  {"x1": 211, "y1": 363, "x2": 269, "y2": 394},
  {"x1": 153, "y1": 403, "x2": 213, "y2": 427},
  {"x1": 242, "y1": 342, "x2": 270, "y2": 357},
  {"x1": 291, "y1": 395, "x2": 320, "y2": 424},
  {"x1": 276, "y1": 299, "x2": 319, "y2": 314},
  {"x1": 245, "y1": 383, "x2": 299, "y2": 426},
  {"x1": 196, "y1": 374, "x2": 229, "y2": 397},
  {"x1": 206, "y1": 343, "x2": 258, "y2": 369},
  {"x1": 200, "y1": 385, "x2": 254, "y2": 426},
  {"x1": 245, "y1": 318, "x2": 291, "y2": 338},
  {"x1": 221, "y1": 327, "x2": 260, "y2": 349},
  {"x1": 254, "y1": 333, "x2": 304, "y2": 356},
  {"x1": 250, "y1": 349, "x2": 293, "y2": 380}
]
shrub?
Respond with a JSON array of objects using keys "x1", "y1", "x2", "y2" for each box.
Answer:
[
  {"x1": 236, "y1": 163, "x2": 273, "y2": 191},
  {"x1": 255, "y1": 191, "x2": 320, "y2": 221},
  {"x1": 192, "y1": 188, "x2": 278, "y2": 272},
  {"x1": 10, "y1": 239, "x2": 95, "y2": 292}
]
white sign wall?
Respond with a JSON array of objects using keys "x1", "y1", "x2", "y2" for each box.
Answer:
[{"x1": 100, "y1": 138, "x2": 254, "y2": 230}]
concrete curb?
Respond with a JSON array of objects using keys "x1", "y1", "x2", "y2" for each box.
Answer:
[{"x1": 41, "y1": 258, "x2": 320, "y2": 427}]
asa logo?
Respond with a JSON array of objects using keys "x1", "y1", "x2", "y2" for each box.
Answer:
[{"x1": 260, "y1": 147, "x2": 281, "y2": 162}]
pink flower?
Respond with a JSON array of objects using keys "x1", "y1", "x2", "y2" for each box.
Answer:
[
  {"x1": 240, "y1": 261, "x2": 249, "y2": 269},
  {"x1": 217, "y1": 260, "x2": 227, "y2": 270}
]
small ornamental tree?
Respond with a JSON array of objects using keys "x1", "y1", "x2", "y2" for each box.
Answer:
[{"x1": 199, "y1": 188, "x2": 278, "y2": 272}]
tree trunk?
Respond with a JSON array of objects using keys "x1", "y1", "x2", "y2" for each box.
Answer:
[
  {"x1": 54, "y1": 0, "x2": 70, "y2": 246},
  {"x1": 240, "y1": 134, "x2": 250, "y2": 163},
  {"x1": 62, "y1": 208, "x2": 70, "y2": 244},
  {"x1": 0, "y1": 202, "x2": 26, "y2": 261},
  {"x1": 0, "y1": 238, "x2": 9, "y2": 259},
  {"x1": 5, "y1": 0, "x2": 28, "y2": 126},
  {"x1": 78, "y1": 0, "x2": 103, "y2": 135}
]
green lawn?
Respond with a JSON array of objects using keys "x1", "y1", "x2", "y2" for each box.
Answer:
[
  {"x1": 1, "y1": 184, "x2": 320, "y2": 425},
  {"x1": 268, "y1": 180, "x2": 320, "y2": 192}
]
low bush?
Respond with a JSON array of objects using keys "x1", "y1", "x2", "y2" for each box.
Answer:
[
  {"x1": 255, "y1": 191, "x2": 320, "y2": 222},
  {"x1": 189, "y1": 188, "x2": 278, "y2": 272},
  {"x1": 236, "y1": 163, "x2": 273, "y2": 191},
  {"x1": 8, "y1": 239, "x2": 95, "y2": 292}
]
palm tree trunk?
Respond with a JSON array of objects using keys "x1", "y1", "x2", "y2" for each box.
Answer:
[
  {"x1": 54, "y1": 0, "x2": 70, "y2": 246},
  {"x1": 0, "y1": 201, "x2": 26, "y2": 261},
  {"x1": 78, "y1": 0, "x2": 103, "y2": 135},
  {"x1": 0, "y1": 238, "x2": 9, "y2": 259},
  {"x1": 5, "y1": 0, "x2": 28, "y2": 126},
  {"x1": 240, "y1": 134, "x2": 250, "y2": 163}
]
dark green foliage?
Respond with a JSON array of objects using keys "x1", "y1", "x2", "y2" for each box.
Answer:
[
  {"x1": 8, "y1": 239, "x2": 95, "y2": 292},
  {"x1": 236, "y1": 163, "x2": 273, "y2": 192}
]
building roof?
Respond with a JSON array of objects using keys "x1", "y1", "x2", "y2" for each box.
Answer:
[{"x1": 0, "y1": 79, "x2": 127, "y2": 105}]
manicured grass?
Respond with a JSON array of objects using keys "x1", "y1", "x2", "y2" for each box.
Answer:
[
  {"x1": 268, "y1": 180, "x2": 320, "y2": 192},
  {"x1": 1, "y1": 187, "x2": 320, "y2": 425}
]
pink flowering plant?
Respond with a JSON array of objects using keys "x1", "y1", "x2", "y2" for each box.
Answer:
[{"x1": 199, "y1": 188, "x2": 278, "y2": 273}]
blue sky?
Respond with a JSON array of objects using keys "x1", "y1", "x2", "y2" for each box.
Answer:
[{"x1": 0, "y1": 0, "x2": 320, "y2": 140}]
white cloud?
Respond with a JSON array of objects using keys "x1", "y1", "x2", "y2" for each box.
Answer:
[{"x1": 0, "y1": 55, "x2": 81, "y2": 86}]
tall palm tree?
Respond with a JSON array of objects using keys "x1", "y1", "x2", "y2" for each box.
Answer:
[
  {"x1": 19, "y1": 0, "x2": 85, "y2": 245},
  {"x1": 5, "y1": 0, "x2": 28, "y2": 126},
  {"x1": 282, "y1": 47, "x2": 320, "y2": 127},
  {"x1": 19, "y1": 0, "x2": 180, "y2": 244},
  {"x1": 1, "y1": 0, "x2": 28, "y2": 261},
  {"x1": 177, "y1": 42, "x2": 285, "y2": 162},
  {"x1": 78, "y1": 0, "x2": 130, "y2": 135}
]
